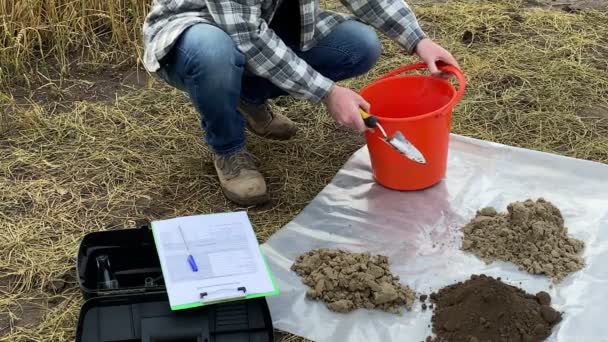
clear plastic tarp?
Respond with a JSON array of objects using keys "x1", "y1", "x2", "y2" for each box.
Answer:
[{"x1": 261, "y1": 134, "x2": 608, "y2": 342}]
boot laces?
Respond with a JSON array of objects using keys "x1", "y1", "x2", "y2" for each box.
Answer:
[{"x1": 216, "y1": 150, "x2": 256, "y2": 178}]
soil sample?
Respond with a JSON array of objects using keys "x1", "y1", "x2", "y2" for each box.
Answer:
[
  {"x1": 462, "y1": 198, "x2": 585, "y2": 282},
  {"x1": 291, "y1": 248, "x2": 416, "y2": 314},
  {"x1": 429, "y1": 274, "x2": 561, "y2": 342}
]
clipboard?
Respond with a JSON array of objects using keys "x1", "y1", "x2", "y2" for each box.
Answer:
[{"x1": 150, "y1": 212, "x2": 279, "y2": 311}]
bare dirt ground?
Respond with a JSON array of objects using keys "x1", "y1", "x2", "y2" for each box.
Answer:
[{"x1": 5, "y1": 66, "x2": 149, "y2": 112}]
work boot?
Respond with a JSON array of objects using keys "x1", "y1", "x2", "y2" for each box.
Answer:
[
  {"x1": 237, "y1": 100, "x2": 297, "y2": 140},
  {"x1": 213, "y1": 148, "x2": 269, "y2": 206}
]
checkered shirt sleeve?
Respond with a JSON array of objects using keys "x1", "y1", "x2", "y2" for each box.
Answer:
[
  {"x1": 206, "y1": 0, "x2": 335, "y2": 103},
  {"x1": 341, "y1": 0, "x2": 427, "y2": 54}
]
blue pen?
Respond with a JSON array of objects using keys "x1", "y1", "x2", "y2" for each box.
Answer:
[{"x1": 178, "y1": 225, "x2": 198, "y2": 272}]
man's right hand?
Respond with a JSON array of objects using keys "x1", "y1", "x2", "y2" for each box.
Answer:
[{"x1": 322, "y1": 85, "x2": 370, "y2": 133}]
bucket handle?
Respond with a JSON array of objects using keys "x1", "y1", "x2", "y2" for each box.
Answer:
[{"x1": 378, "y1": 62, "x2": 466, "y2": 107}]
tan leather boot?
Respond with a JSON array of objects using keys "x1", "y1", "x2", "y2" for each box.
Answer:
[
  {"x1": 237, "y1": 100, "x2": 297, "y2": 140},
  {"x1": 214, "y1": 149, "x2": 269, "y2": 206}
]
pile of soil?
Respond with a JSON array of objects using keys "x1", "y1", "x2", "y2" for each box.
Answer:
[
  {"x1": 462, "y1": 198, "x2": 585, "y2": 281},
  {"x1": 429, "y1": 274, "x2": 561, "y2": 342},
  {"x1": 291, "y1": 249, "x2": 416, "y2": 314}
]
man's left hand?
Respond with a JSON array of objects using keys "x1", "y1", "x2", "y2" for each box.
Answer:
[{"x1": 415, "y1": 38, "x2": 460, "y2": 78}]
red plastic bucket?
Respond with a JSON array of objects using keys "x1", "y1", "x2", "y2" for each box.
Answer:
[{"x1": 360, "y1": 62, "x2": 466, "y2": 190}]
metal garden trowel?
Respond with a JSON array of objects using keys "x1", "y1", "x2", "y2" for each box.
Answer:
[{"x1": 359, "y1": 109, "x2": 426, "y2": 164}]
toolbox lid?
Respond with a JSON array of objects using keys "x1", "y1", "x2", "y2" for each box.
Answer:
[
  {"x1": 75, "y1": 292, "x2": 274, "y2": 342},
  {"x1": 76, "y1": 221, "x2": 166, "y2": 299}
]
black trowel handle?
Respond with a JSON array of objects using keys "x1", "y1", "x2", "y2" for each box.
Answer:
[{"x1": 359, "y1": 109, "x2": 378, "y2": 128}]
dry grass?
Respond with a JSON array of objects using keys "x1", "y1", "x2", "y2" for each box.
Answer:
[
  {"x1": 417, "y1": 1, "x2": 608, "y2": 160},
  {"x1": 0, "y1": 0, "x2": 147, "y2": 79},
  {"x1": 1, "y1": 0, "x2": 608, "y2": 341}
]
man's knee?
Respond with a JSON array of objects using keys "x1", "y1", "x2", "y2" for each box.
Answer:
[
  {"x1": 350, "y1": 22, "x2": 382, "y2": 73},
  {"x1": 171, "y1": 24, "x2": 245, "y2": 80}
]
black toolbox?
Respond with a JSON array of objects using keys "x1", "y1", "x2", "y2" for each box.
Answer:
[{"x1": 75, "y1": 221, "x2": 274, "y2": 342}]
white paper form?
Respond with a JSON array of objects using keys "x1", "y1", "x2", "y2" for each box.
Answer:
[{"x1": 151, "y1": 211, "x2": 278, "y2": 310}]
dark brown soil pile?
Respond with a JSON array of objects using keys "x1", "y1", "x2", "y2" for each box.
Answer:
[
  {"x1": 429, "y1": 274, "x2": 561, "y2": 342},
  {"x1": 291, "y1": 249, "x2": 416, "y2": 314},
  {"x1": 462, "y1": 198, "x2": 585, "y2": 282}
]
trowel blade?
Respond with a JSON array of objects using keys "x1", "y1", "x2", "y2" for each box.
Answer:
[{"x1": 387, "y1": 131, "x2": 426, "y2": 164}]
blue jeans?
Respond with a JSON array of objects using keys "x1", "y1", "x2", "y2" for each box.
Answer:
[{"x1": 157, "y1": 20, "x2": 382, "y2": 155}]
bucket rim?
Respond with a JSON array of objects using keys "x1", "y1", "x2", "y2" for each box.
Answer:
[{"x1": 359, "y1": 63, "x2": 466, "y2": 123}]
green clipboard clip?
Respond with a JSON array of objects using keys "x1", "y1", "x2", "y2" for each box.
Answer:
[
  {"x1": 168, "y1": 250, "x2": 279, "y2": 311},
  {"x1": 199, "y1": 286, "x2": 248, "y2": 305}
]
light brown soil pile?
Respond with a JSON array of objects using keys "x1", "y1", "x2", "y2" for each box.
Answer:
[
  {"x1": 429, "y1": 274, "x2": 561, "y2": 342},
  {"x1": 291, "y1": 249, "x2": 416, "y2": 314},
  {"x1": 462, "y1": 198, "x2": 585, "y2": 281}
]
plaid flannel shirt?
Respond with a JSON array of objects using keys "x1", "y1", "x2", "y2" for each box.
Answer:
[{"x1": 143, "y1": 0, "x2": 426, "y2": 103}]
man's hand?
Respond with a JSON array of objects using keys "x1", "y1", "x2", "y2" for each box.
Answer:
[
  {"x1": 323, "y1": 85, "x2": 370, "y2": 133},
  {"x1": 415, "y1": 38, "x2": 460, "y2": 77}
]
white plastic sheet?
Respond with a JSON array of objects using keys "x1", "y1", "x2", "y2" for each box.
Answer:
[{"x1": 261, "y1": 134, "x2": 608, "y2": 342}]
